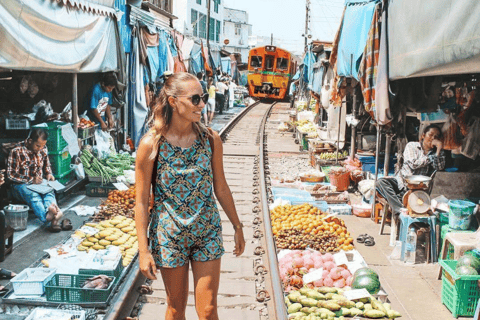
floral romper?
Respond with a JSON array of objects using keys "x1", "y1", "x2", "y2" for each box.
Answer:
[{"x1": 149, "y1": 132, "x2": 224, "y2": 268}]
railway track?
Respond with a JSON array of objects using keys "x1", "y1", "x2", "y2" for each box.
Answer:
[{"x1": 129, "y1": 101, "x2": 292, "y2": 320}]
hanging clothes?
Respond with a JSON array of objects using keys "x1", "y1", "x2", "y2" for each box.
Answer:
[
  {"x1": 190, "y1": 43, "x2": 204, "y2": 75},
  {"x1": 358, "y1": 6, "x2": 380, "y2": 116},
  {"x1": 130, "y1": 32, "x2": 148, "y2": 147},
  {"x1": 201, "y1": 42, "x2": 213, "y2": 77},
  {"x1": 171, "y1": 31, "x2": 187, "y2": 72},
  {"x1": 375, "y1": 8, "x2": 392, "y2": 125},
  {"x1": 329, "y1": 7, "x2": 346, "y2": 107},
  {"x1": 181, "y1": 38, "x2": 195, "y2": 72},
  {"x1": 158, "y1": 31, "x2": 169, "y2": 78},
  {"x1": 166, "y1": 43, "x2": 175, "y2": 73},
  {"x1": 147, "y1": 47, "x2": 160, "y2": 82}
]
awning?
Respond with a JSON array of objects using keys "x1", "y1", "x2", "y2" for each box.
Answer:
[
  {"x1": 56, "y1": 0, "x2": 117, "y2": 17},
  {"x1": 0, "y1": 0, "x2": 122, "y2": 73},
  {"x1": 336, "y1": 0, "x2": 377, "y2": 80},
  {"x1": 388, "y1": 0, "x2": 480, "y2": 79}
]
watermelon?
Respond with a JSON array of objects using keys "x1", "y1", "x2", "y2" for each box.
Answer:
[
  {"x1": 456, "y1": 255, "x2": 480, "y2": 273},
  {"x1": 351, "y1": 275, "x2": 381, "y2": 294},
  {"x1": 455, "y1": 265, "x2": 479, "y2": 276},
  {"x1": 353, "y1": 268, "x2": 379, "y2": 280}
]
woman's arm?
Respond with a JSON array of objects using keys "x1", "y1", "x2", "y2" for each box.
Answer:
[
  {"x1": 210, "y1": 131, "x2": 245, "y2": 256},
  {"x1": 134, "y1": 133, "x2": 158, "y2": 279}
]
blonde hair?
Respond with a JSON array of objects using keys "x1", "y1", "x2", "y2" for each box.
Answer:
[{"x1": 147, "y1": 72, "x2": 210, "y2": 159}]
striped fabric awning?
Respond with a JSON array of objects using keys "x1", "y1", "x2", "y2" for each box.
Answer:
[{"x1": 54, "y1": 0, "x2": 117, "y2": 18}]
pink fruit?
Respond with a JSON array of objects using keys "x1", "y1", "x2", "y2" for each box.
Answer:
[
  {"x1": 323, "y1": 253, "x2": 334, "y2": 261},
  {"x1": 329, "y1": 267, "x2": 342, "y2": 280},
  {"x1": 323, "y1": 276, "x2": 334, "y2": 287},
  {"x1": 333, "y1": 278, "x2": 346, "y2": 288},
  {"x1": 346, "y1": 276, "x2": 353, "y2": 286},
  {"x1": 313, "y1": 279, "x2": 324, "y2": 287},
  {"x1": 323, "y1": 261, "x2": 336, "y2": 271},
  {"x1": 293, "y1": 258, "x2": 304, "y2": 268},
  {"x1": 340, "y1": 269, "x2": 351, "y2": 279},
  {"x1": 302, "y1": 250, "x2": 311, "y2": 257},
  {"x1": 314, "y1": 260, "x2": 324, "y2": 269},
  {"x1": 322, "y1": 269, "x2": 329, "y2": 279},
  {"x1": 304, "y1": 258, "x2": 315, "y2": 269}
]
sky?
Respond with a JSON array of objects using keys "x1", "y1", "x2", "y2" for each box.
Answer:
[{"x1": 223, "y1": 0, "x2": 345, "y2": 55}]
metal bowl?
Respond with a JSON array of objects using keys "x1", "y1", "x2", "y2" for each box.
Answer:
[{"x1": 404, "y1": 175, "x2": 432, "y2": 190}]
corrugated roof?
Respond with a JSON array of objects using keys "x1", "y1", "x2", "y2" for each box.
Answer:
[{"x1": 54, "y1": 0, "x2": 117, "y2": 18}]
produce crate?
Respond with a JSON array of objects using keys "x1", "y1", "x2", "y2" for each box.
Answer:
[
  {"x1": 327, "y1": 203, "x2": 352, "y2": 215},
  {"x1": 78, "y1": 125, "x2": 98, "y2": 140},
  {"x1": 440, "y1": 225, "x2": 476, "y2": 260},
  {"x1": 45, "y1": 274, "x2": 115, "y2": 303},
  {"x1": 87, "y1": 176, "x2": 117, "y2": 184},
  {"x1": 5, "y1": 117, "x2": 30, "y2": 130},
  {"x1": 11, "y1": 268, "x2": 56, "y2": 296},
  {"x1": 85, "y1": 182, "x2": 116, "y2": 197},
  {"x1": 439, "y1": 260, "x2": 480, "y2": 318},
  {"x1": 25, "y1": 308, "x2": 86, "y2": 320},
  {"x1": 55, "y1": 169, "x2": 74, "y2": 186},
  {"x1": 48, "y1": 150, "x2": 71, "y2": 177},
  {"x1": 79, "y1": 257, "x2": 123, "y2": 283},
  {"x1": 35, "y1": 122, "x2": 70, "y2": 153}
]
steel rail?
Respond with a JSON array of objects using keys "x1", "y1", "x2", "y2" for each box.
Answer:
[
  {"x1": 218, "y1": 100, "x2": 261, "y2": 139},
  {"x1": 258, "y1": 102, "x2": 288, "y2": 320}
]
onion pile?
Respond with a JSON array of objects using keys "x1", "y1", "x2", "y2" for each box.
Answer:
[{"x1": 279, "y1": 250, "x2": 353, "y2": 292}]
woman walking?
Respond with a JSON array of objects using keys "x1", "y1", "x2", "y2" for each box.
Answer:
[{"x1": 135, "y1": 72, "x2": 245, "y2": 320}]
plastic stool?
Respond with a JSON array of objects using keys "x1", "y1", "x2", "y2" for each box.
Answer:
[
  {"x1": 399, "y1": 213, "x2": 438, "y2": 263},
  {"x1": 437, "y1": 228, "x2": 480, "y2": 279}
]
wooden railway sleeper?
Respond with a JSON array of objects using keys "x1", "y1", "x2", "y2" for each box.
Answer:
[{"x1": 256, "y1": 289, "x2": 270, "y2": 303}]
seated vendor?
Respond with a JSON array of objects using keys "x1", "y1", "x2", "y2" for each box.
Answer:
[
  {"x1": 84, "y1": 74, "x2": 116, "y2": 132},
  {"x1": 6, "y1": 128, "x2": 63, "y2": 232},
  {"x1": 376, "y1": 124, "x2": 446, "y2": 216}
]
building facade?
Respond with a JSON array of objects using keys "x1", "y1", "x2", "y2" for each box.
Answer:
[
  {"x1": 173, "y1": 0, "x2": 224, "y2": 44},
  {"x1": 223, "y1": 8, "x2": 251, "y2": 63}
]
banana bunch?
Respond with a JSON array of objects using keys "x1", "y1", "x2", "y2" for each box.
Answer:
[
  {"x1": 77, "y1": 215, "x2": 138, "y2": 267},
  {"x1": 297, "y1": 122, "x2": 317, "y2": 133},
  {"x1": 318, "y1": 150, "x2": 349, "y2": 160}
]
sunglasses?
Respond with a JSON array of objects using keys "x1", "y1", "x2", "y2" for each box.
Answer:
[{"x1": 175, "y1": 93, "x2": 209, "y2": 106}]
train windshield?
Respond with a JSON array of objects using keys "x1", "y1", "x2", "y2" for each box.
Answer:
[
  {"x1": 265, "y1": 55, "x2": 275, "y2": 71},
  {"x1": 276, "y1": 57, "x2": 289, "y2": 70},
  {"x1": 250, "y1": 56, "x2": 263, "y2": 68}
]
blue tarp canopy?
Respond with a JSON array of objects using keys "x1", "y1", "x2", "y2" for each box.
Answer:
[
  {"x1": 302, "y1": 49, "x2": 316, "y2": 86},
  {"x1": 221, "y1": 57, "x2": 231, "y2": 75},
  {"x1": 336, "y1": 0, "x2": 378, "y2": 80}
]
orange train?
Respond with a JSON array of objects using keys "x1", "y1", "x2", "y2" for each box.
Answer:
[{"x1": 247, "y1": 46, "x2": 297, "y2": 100}]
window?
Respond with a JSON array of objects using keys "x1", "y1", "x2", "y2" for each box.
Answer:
[
  {"x1": 250, "y1": 56, "x2": 263, "y2": 68},
  {"x1": 209, "y1": 17, "x2": 215, "y2": 41},
  {"x1": 196, "y1": 0, "x2": 201, "y2": 4},
  {"x1": 214, "y1": 0, "x2": 220, "y2": 13},
  {"x1": 216, "y1": 20, "x2": 221, "y2": 42},
  {"x1": 191, "y1": 9, "x2": 198, "y2": 37},
  {"x1": 276, "y1": 57, "x2": 289, "y2": 70},
  {"x1": 235, "y1": 47, "x2": 242, "y2": 53},
  {"x1": 265, "y1": 55, "x2": 275, "y2": 71},
  {"x1": 235, "y1": 23, "x2": 241, "y2": 36},
  {"x1": 199, "y1": 13, "x2": 207, "y2": 39}
]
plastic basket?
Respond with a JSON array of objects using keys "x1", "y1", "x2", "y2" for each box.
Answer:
[
  {"x1": 25, "y1": 308, "x2": 86, "y2": 320},
  {"x1": 45, "y1": 274, "x2": 115, "y2": 303},
  {"x1": 85, "y1": 182, "x2": 117, "y2": 197},
  {"x1": 79, "y1": 257, "x2": 123, "y2": 283},
  {"x1": 439, "y1": 260, "x2": 480, "y2": 318},
  {"x1": 35, "y1": 122, "x2": 69, "y2": 153},
  {"x1": 5, "y1": 118, "x2": 30, "y2": 130},
  {"x1": 49, "y1": 151, "x2": 72, "y2": 177},
  {"x1": 55, "y1": 169, "x2": 74, "y2": 185},
  {"x1": 328, "y1": 171, "x2": 350, "y2": 192},
  {"x1": 11, "y1": 268, "x2": 56, "y2": 296},
  {"x1": 4, "y1": 204, "x2": 29, "y2": 231},
  {"x1": 78, "y1": 125, "x2": 98, "y2": 140}
]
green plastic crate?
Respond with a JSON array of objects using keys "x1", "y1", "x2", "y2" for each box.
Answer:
[
  {"x1": 48, "y1": 151, "x2": 71, "y2": 176},
  {"x1": 45, "y1": 274, "x2": 115, "y2": 303},
  {"x1": 55, "y1": 169, "x2": 74, "y2": 185},
  {"x1": 439, "y1": 260, "x2": 480, "y2": 318},
  {"x1": 79, "y1": 257, "x2": 123, "y2": 283},
  {"x1": 35, "y1": 122, "x2": 70, "y2": 153}
]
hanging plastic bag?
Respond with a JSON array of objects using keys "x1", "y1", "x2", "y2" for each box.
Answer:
[
  {"x1": 94, "y1": 130, "x2": 115, "y2": 159},
  {"x1": 442, "y1": 114, "x2": 462, "y2": 150},
  {"x1": 70, "y1": 163, "x2": 85, "y2": 180},
  {"x1": 461, "y1": 117, "x2": 480, "y2": 159}
]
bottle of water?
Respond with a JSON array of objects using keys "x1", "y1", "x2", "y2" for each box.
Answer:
[{"x1": 405, "y1": 227, "x2": 417, "y2": 265}]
